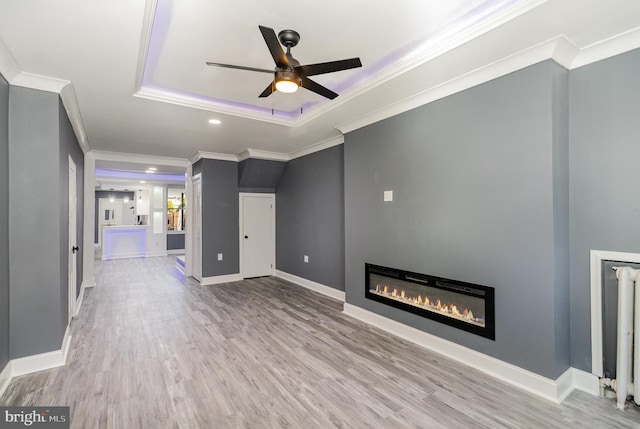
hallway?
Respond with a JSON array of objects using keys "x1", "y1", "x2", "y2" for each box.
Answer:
[{"x1": 2, "y1": 256, "x2": 640, "y2": 428}]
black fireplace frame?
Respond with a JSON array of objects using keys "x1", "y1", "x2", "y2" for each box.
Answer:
[{"x1": 365, "y1": 263, "x2": 495, "y2": 340}]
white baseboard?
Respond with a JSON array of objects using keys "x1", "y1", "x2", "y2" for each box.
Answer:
[
  {"x1": 167, "y1": 249, "x2": 185, "y2": 255},
  {"x1": 145, "y1": 250, "x2": 168, "y2": 258},
  {"x1": 200, "y1": 273, "x2": 243, "y2": 285},
  {"x1": 0, "y1": 360, "x2": 12, "y2": 400},
  {"x1": 10, "y1": 326, "x2": 71, "y2": 378},
  {"x1": 73, "y1": 282, "x2": 88, "y2": 318},
  {"x1": 342, "y1": 303, "x2": 599, "y2": 404},
  {"x1": 0, "y1": 328, "x2": 72, "y2": 399},
  {"x1": 275, "y1": 270, "x2": 346, "y2": 302},
  {"x1": 81, "y1": 277, "x2": 96, "y2": 289},
  {"x1": 570, "y1": 367, "x2": 601, "y2": 397}
]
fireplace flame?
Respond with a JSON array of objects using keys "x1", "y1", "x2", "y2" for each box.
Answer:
[{"x1": 372, "y1": 283, "x2": 481, "y2": 327}]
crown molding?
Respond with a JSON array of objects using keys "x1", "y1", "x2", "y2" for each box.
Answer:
[
  {"x1": 337, "y1": 28, "x2": 640, "y2": 135},
  {"x1": 90, "y1": 149, "x2": 190, "y2": 167},
  {"x1": 60, "y1": 84, "x2": 90, "y2": 153},
  {"x1": 134, "y1": 86, "x2": 295, "y2": 127},
  {"x1": 571, "y1": 26, "x2": 640, "y2": 69},
  {"x1": 1, "y1": 39, "x2": 91, "y2": 153},
  {"x1": 190, "y1": 151, "x2": 238, "y2": 164},
  {"x1": 237, "y1": 149, "x2": 289, "y2": 162},
  {"x1": 134, "y1": 0, "x2": 158, "y2": 93},
  {"x1": 0, "y1": 37, "x2": 20, "y2": 82},
  {"x1": 289, "y1": 135, "x2": 344, "y2": 160},
  {"x1": 11, "y1": 72, "x2": 69, "y2": 94}
]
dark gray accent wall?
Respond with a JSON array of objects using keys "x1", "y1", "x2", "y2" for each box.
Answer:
[
  {"x1": 200, "y1": 158, "x2": 239, "y2": 277},
  {"x1": 344, "y1": 60, "x2": 569, "y2": 379},
  {"x1": 551, "y1": 65, "x2": 571, "y2": 374},
  {"x1": 9, "y1": 86, "x2": 63, "y2": 357},
  {"x1": 276, "y1": 145, "x2": 345, "y2": 290},
  {"x1": 0, "y1": 73, "x2": 9, "y2": 370},
  {"x1": 8, "y1": 86, "x2": 83, "y2": 359},
  {"x1": 167, "y1": 233, "x2": 185, "y2": 250},
  {"x1": 238, "y1": 158, "x2": 286, "y2": 193},
  {"x1": 569, "y1": 48, "x2": 640, "y2": 372}
]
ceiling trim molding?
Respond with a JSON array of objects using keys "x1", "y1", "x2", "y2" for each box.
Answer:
[
  {"x1": 134, "y1": 86, "x2": 295, "y2": 127},
  {"x1": 8, "y1": 71, "x2": 91, "y2": 155},
  {"x1": 0, "y1": 37, "x2": 20, "y2": 82},
  {"x1": 337, "y1": 28, "x2": 640, "y2": 135},
  {"x1": 59, "y1": 84, "x2": 90, "y2": 154},
  {"x1": 571, "y1": 26, "x2": 640, "y2": 69},
  {"x1": 288, "y1": 135, "x2": 344, "y2": 160},
  {"x1": 190, "y1": 151, "x2": 238, "y2": 164},
  {"x1": 237, "y1": 149, "x2": 289, "y2": 162},
  {"x1": 134, "y1": 0, "x2": 159, "y2": 93},
  {"x1": 11, "y1": 72, "x2": 69, "y2": 94},
  {"x1": 90, "y1": 150, "x2": 190, "y2": 167}
]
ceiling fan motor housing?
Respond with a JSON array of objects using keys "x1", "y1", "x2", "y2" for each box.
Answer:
[{"x1": 278, "y1": 29, "x2": 300, "y2": 48}]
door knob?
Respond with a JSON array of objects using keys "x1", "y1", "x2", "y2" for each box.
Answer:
[
  {"x1": 244, "y1": 235, "x2": 248, "y2": 239},
  {"x1": 72, "y1": 246, "x2": 79, "y2": 253}
]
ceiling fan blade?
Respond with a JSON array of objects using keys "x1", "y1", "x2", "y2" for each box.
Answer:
[
  {"x1": 206, "y1": 62, "x2": 273, "y2": 74},
  {"x1": 300, "y1": 77, "x2": 338, "y2": 100},
  {"x1": 295, "y1": 58, "x2": 362, "y2": 77},
  {"x1": 258, "y1": 82, "x2": 274, "y2": 98},
  {"x1": 259, "y1": 25, "x2": 289, "y2": 68}
]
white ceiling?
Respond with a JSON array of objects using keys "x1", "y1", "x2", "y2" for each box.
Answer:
[{"x1": 0, "y1": 0, "x2": 639, "y2": 161}]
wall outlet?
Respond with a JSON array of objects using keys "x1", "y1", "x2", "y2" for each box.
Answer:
[
  {"x1": 304, "y1": 255, "x2": 309, "y2": 263},
  {"x1": 217, "y1": 253, "x2": 223, "y2": 261},
  {"x1": 384, "y1": 190, "x2": 393, "y2": 202}
]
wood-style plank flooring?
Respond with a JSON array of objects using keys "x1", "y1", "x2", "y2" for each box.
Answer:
[{"x1": 2, "y1": 256, "x2": 640, "y2": 428}]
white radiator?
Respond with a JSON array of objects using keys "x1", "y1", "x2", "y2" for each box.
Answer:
[{"x1": 613, "y1": 266, "x2": 640, "y2": 410}]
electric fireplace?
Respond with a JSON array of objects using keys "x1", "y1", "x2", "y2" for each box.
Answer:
[{"x1": 365, "y1": 263, "x2": 495, "y2": 340}]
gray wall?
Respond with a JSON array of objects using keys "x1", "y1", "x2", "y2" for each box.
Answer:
[
  {"x1": 238, "y1": 158, "x2": 286, "y2": 193},
  {"x1": 199, "y1": 158, "x2": 239, "y2": 277},
  {"x1": 0, "y1": 73, "x2": 9, "y2": 370},
  {"x1": 8, "y1": 86, "x2": 83, "y2": 359},
  {"x1": 167, "y1": 233, "x2": 185, "y2": 250},
  {"x1": 276, "y1": 146, "x2": 345, "y2": 290},
  {"x1": 344, "y1": 60, "x2": 569, "y2": 379},
  {"x1": 569, "y1": 48, "x2": 640, "y2": 372}
]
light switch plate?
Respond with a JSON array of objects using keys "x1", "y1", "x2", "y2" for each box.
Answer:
[
  {"x1": 384, "y1": 190, "x2": 393, "y2": 202},
  {"x1": 217, "y1": 253, "x2": 223, "y2": 261},
  {"x1": 304, "y1": 255, "x2": 309, "y2": 263}
]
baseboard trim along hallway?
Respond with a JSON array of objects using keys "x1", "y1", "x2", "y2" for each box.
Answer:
[
  {"x1": 275, "y1": 270, "x2": 346, "y2": 302},
  {"x1": 342, "y1": 303, "x2": 600, "y2": 404},
  {"x1": 0, "y1": 326, "x2": 72, "y2": 399}
]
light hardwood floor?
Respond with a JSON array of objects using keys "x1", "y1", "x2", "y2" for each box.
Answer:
[{"x1": 2, "y1": 256, "x2": 640, "y2": 428}]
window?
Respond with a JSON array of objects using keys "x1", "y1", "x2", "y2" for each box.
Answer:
[{"x1": 168, "y1": 188, "x2": 186, "y2": 231}]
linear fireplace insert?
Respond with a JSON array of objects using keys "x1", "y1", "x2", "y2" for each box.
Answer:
[{"x1": 365, "y1": 263, "x2": 495, "y2": 340}]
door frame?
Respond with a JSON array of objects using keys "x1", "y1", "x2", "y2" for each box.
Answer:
[
  {"x1": 191, "y1": 174, "x2": 202, "y2": 281},
  {"x1": 68, "y1": 155, "x2": 77, "y2": 324},
  {"x1": 239, "y1": 193, "x2": 275, "y2": 278}
]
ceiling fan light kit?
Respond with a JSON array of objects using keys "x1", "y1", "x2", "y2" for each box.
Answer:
[
  {"x1": 274, "y1": 70, "x2": 299, "y2": 93},
  {"x1": 206, "y1": 25, "x2": 362, "y2": 102}
]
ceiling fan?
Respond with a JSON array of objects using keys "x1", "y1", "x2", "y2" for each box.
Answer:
[{"x1": 206, "y1": 25, "x2": 362, "y2": 100}]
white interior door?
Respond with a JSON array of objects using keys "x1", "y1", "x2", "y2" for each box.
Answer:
[
  {"x1": 68, "y1": 156, "x2": 77, "y2": 323},
  {"x1": 192, "y1": 176, "x2": 202, "y2": 281},
  {"x1": 241, "y1": 194, "x2": 274, "y2": 278}
]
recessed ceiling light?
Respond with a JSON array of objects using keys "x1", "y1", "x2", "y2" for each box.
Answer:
[
  {"x1": 140, "y1": 180, "x2": 146, "y2": 184},
  {"x1": 208, "y1": 119, "x2": 221, "y2": 125},
  {"x1": 145, "y1": 169, "x2": 155, "y2": 174},
  {"x1": 147, "y1": 167, "x2": 157, "y2": 171}
]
